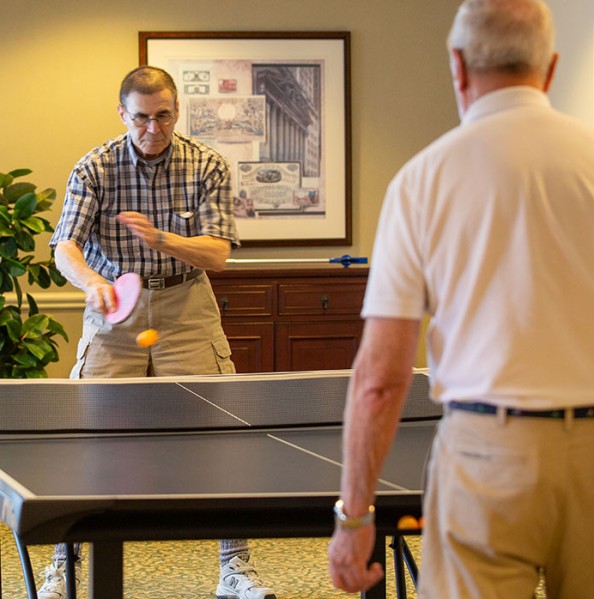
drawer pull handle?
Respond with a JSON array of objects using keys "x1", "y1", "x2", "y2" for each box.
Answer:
[
  {"x1": 221, "y1": 297, "x2": 229, "y2": 311},
  {"x1": 321, "y1": 295, "x2": 329, "y2": 310}
]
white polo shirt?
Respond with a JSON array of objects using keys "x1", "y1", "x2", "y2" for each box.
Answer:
[{"x1": 363, "y1": 86, "x2": 594, "y2": 408}]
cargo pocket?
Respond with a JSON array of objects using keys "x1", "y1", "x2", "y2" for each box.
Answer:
[
  {"x1": 69, "y1": 327, "x2": 99, "y2": 379},
  {"x1": 212, "y1": 335, "x2": 235, "y2": 374}
]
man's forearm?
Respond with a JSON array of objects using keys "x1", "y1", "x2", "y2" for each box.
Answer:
[
  {"x1": 154, "y1": 231, "x2": 231, "y2": 272},
  {"x1": 340, "y1": 317, "x2": 420, "y2": 515},
  {"x1": 54, "y1": 240, "x2": 108, "y2": 292}
]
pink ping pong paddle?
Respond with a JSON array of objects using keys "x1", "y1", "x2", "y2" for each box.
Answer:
[{"x1": 105, "y1": 272, "x2": 142, "y2": 324}]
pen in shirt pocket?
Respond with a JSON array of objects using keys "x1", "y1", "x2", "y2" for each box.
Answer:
[{"x1": 178, "y1": 210, "x2": 194, "y2": 236}]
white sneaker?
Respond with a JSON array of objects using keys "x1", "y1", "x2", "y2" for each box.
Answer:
[
  {"x1": 216, "y1": 556, "x2": 276, "y2": 599},
  {"x1": 37, "y1": 559, "x2": 81, "y2": 599}
]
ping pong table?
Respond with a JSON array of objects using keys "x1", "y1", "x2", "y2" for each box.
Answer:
[{"x1": 0, "y1": 369, "x2": 439, "y2": 599}]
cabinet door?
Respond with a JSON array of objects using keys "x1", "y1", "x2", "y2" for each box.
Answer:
[
  {"x1": 223, "y1": 322, "x2": 275, "y2": 373},
  {"x1": 275, "y1": 321, "x2": 363, "y2": 372}
]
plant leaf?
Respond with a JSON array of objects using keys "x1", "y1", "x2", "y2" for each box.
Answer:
[
  {"x1": 12, "y1": 274, "x2": 23, "y2": 307},
  {"x1": 4, "y1": 318, "x2": 21, "y2": 342},
  {"x1": 24, "y1": 368, "x2": 49, "y2": 379},
  {"x1": 7, "y1": 258, "x2": 26, "y2": 277},
  {"x1": 8, "y1": 168, "x2": 33, "y2": 179},
  {"x1": 0, "y1": 237, "x2": 18, "y2": 258},
  {"x1": 13, "y1": 192, "x2": 38, "y2": 220},
  {"x1": 22, "y1": 313, "x2": 49, "y2": 339},
  {"x1": 13, "y1": 347, "x2": 40, "y2": 366},
  {"x1": 47, "y1": 317, "x2": 69, "y2": 341},
  {"x1": 22, "y1": 216, "x2": 52, "y2": 234},
  {"x1": 15, "y1": 230, "x2": 35, "y2": 252},
  {"x1": 23, "y1": 338, "x2": 53, "y2": 360},
  {"x1": 26, "y1": 293, "x2": 39, "y2": 316},
  {"x1": 29, "y1": 265, "x2": 52, "y2": 288},
  {"x1": 48, "y1": 264, "x2": 68, "y2": 287},
  {"x1": 0, "y1": 174, "x2": 14, "y2": 189},
  {"x1": 35, "y1": 188, "x2": 57, "y2": 212},
  {"x1": 4, "y1": 182, "x2": 36, "y2": 202},
  {"x1": 0, "y1": 271, "x2": 14, "y2": 293}
]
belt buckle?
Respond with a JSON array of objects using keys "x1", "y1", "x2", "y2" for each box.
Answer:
[{"x1": 147, "y1": 277, "x2": 166, "y2": 290}]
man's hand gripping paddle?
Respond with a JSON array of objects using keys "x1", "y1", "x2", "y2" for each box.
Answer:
[{"x1": 105, "y1": 273, "x2": 142, "y2": 324}]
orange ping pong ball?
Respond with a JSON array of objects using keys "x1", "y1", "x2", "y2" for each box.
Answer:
[
  {"x1": 136, "y1": 329, "x2": 159, "y2": 347},
  {"x1": 397, "y1": 515, "x2": 419, "y2": 530}
]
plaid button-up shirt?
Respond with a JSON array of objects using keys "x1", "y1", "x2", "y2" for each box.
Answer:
[{"x1": 50, "y1": 131, "x2": 239, "y2": 281}]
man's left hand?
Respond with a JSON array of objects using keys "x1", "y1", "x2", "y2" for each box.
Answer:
[
  {"x1": 328, "y1": 525, "x2": 385, "y2": 593},
  {"x1": 116, "y1": 211, "x2": 162, "y2": 248}
]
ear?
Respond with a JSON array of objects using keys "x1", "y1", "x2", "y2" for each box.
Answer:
[
  {"x1": 117, "y1": 103, "x2": 127, "y2": 125},
  {"x1": 450, "y1": 48, "x2": 469, "y2": 93},
  {"x1": 543, "y1": 53, "x2": 559, "y2": 93}
]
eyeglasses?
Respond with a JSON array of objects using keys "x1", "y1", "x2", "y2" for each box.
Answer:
[{"x1": 125, "y1": 110, "x2": 176, "y2": 127}]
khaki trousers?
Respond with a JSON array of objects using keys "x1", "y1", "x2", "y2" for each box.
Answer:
[
  {"x1": 71, "y1": 272, "x2": 235, "y2": 378},
  {"x1": 419, "y1": 409, "x2": 594, "y2": 599}
]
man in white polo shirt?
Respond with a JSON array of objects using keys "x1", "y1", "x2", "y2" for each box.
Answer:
[{"x1": 329, "y1": 1, "x2": 594, "y2": 597}]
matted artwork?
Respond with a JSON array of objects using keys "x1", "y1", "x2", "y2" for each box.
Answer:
[{"x1": 140, "y1": 31, "x2": 351, "y2": 247}]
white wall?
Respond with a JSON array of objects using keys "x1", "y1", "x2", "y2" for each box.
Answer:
[{"x1": 548, "y1": 0, "x2": 594, "y2": 125}]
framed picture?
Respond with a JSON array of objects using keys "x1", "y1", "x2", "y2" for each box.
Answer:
[{"x1": 139, "y1": 31, "x2": 351, "y2": 247}]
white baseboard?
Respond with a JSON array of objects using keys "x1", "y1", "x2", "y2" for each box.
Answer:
[{"x1": 3, "y1": 291, "x2": 86, "y2": 312}]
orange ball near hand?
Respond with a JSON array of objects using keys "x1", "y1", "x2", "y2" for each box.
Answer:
[
  {"x1": 397, "y1": 515, "x2": 419, "y2": 530},
  {"x1": 136, "y1": 329, "x2": 159, "y2": 347}
]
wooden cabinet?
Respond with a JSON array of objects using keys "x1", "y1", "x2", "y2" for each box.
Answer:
[{"x1": 207, "y1": 267, "x2": 369, "y2": 373}]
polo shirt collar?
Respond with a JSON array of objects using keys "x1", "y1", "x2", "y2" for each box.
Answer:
[{"x1": 462, "y1": 86, "x2": 551, "y2": 126}]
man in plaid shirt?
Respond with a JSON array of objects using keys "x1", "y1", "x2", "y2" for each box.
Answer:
[{"x1": 40, "y1": 66, "x2": 276, "y2": 599}]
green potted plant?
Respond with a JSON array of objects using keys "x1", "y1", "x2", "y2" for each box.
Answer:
[{"x1": 0, "y1": 168, "x2": 68, "y2": 378}]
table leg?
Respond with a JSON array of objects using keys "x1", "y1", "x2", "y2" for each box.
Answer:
[
  {"x1": 89, "y1": 541, "x2": 124, "y2": 599},
  {"x1": 361, "y1": 535, "x2": 387, "y2": 599},
  {"x1": 66, "y1": 543, "x2": 77, "y2": 599},
  {"x1": 11, "y1": 532, "x2": 37, "y2": 599},
  {"x1": 392, "y1": 535, "x2": 408, "y2": 599}
]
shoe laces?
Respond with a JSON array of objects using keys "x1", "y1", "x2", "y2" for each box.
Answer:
[
  {"x1": 229, "y1": 558, "x2": 264, "y2": 586},
  {"x1": 39, "y1": 562, "x2": 65, "y2": 589}
]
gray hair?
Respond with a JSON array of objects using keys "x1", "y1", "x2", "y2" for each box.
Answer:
[
  {"x1": 447, "y1": 0, "x2": 555, "y2": 78},
  {"x1": 119, "y1": 66, "x2": 178, "y2": 105}
]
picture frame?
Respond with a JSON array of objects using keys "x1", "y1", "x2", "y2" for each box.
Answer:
[{"x1": 139, "y1": 31, "x2": 351, "y2": 247}]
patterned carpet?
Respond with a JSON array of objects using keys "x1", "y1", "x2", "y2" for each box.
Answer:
[
  {"x1": 0, "y1": 525, "x2": 409, "y2": 598},
  {"x1": 0, "y1": 524, "x2": 546, "y2": 598}
]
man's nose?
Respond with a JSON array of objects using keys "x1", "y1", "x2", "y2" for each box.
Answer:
[{"x1": 146, "y1": 118, "x2": 161, "y2": 133}]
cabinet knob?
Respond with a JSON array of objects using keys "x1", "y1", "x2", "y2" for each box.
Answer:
[
  {"x1": 221, "y1": 297, "x2": 229, "y2": 311},
  {"x1": 321, "y1": 295, "x2": 329, "y2": 310}
]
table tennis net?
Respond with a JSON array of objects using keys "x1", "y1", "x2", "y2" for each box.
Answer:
[{"x1": 0, "y1": 369, "x2": 439, "y2": 433}]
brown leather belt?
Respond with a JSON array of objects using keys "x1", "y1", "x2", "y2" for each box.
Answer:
[{"x1": 142, "y1": 269, "x2": 201, "y2": 290}]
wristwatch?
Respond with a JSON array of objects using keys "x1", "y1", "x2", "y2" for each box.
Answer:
[{"x1": 333, "y1": 499, "x2": 375, "y2": 529}]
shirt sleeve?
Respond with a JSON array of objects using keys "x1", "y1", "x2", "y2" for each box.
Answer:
[
  {"x1": 362, "y1": 170, "x2": 427, "y2": 320},
  {"x1": 49, "y1": 167, "x2": 98, "y2": 249},
  {"x1": 196, "y1": 153, "x2": 241, "y2": 248}
]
